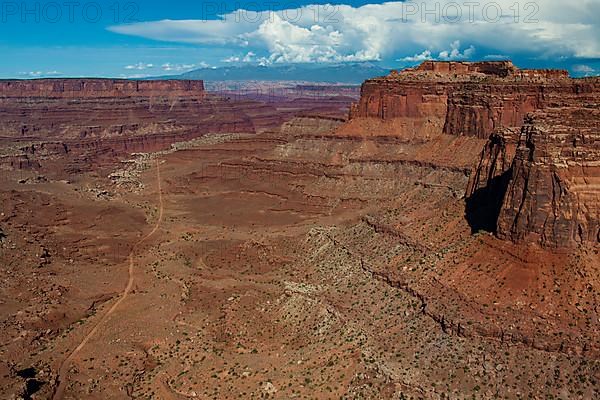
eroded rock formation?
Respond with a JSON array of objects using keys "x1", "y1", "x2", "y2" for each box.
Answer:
[
  {"x1": 350, "y1": 61, "x2": 597, "y2": 139},
  {"x1": 350, "y1": 61, "x2": 600, "y2": 248},
  {"x1": 497, "y1": 108, "x2": 600, "y2": 247},
  {"x1": 465, "y1": 128, "x2": 520, "y2": 232},
  {"x1": 0, "y1": 79, "x2": 256, "y2": 143},
  {"x1": 1, "y1": 64, "x2": 598, "y2": 399},
  {"x1": 0, "y1": 79, "x2": 205, "y2": 98},
  {"x1": 0, "y1": 78, "x2": 292, "y2": 172}
]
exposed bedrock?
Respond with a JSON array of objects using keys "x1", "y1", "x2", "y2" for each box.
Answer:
[
  {"x1": 349, "y1": 61, "x2": 600, "y2": 248},
  {"x1": 0, "y1": 78, "x2": 205, "y2": 98},
  {"x1": 467, "y1": 107, "x2": 600, "y2": 248},
  {"x1": 0, "y1": 79, "x2": 292, "y2": 172},
  {"x1": 497, "y1": 109, "x2": 600, "y2": 247},
  {"x1": 281, "y1": 116, "x2": 346, "y2": 136},
  {"x1": 350, "y1": 61, "x2": 599, "y2": 139},
  {"x1": 0, "y1": 95, "x2": 258, "y2": 141},
  {"x1": 465, "y1": 128, "x2": 520, "y2": 233},
  {"x1": 0, "y1": 79, "x2": 359, "y2": 174}
]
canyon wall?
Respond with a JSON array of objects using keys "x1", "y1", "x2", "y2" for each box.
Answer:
[
  {"x1": 0, "y1": 79, "x2": 205, "y2": 98},
  {"x1": 464, "y1": 128, "x2": 520, "y2": 233},
  {"x1": 496, "y1": 108, "x2": 600, "y2": 247},
  {"x1": 0, "y1": 79, "x2": 255, "y2": 142},
  {"x1": 350, "y1": 61, "x2": 597, "y2": 140},
  {"x1": 350, "y1": 61, "x2": 600, "y2": 248},
  {"x1": 0, "y1": 78, "x2": 268, "y2": 173},
  {"x1": 0, "y1": 79, "x2": 357, "y2": 173},
  {"x1": 444, "y1": 80, "x2": 598, "y2": 139},
  {"x1": 349, "y1": 79, "x2": 449, "y2": 122},
  {"x1": 463, "y1": 82, "x2": 600, "y2": 248}
]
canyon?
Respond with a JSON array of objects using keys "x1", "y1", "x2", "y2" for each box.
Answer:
[
  {"x1": 0, "y1": 79, "x2": 354, "y2": 175},
  {"x1": 0, "y1": 62, "x2": 598, "y2": 399}
]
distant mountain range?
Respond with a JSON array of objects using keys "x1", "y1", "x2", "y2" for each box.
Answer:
[{"x1": 157, "y1": 62, "x2": 390, "y2": 84}]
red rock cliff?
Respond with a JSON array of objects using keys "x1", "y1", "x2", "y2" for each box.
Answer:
[
  {"x1": 0, "y1": 79, "x2": 205, "y2": 98},
  {"x1": 350, "y1": 61, "x2": 588, "y2": 139},
  {"x1": 496, "y1": 108, "x2": 600, "y2": 247},
  {"x1": 464, "y1": 128, "x2": 520, "y2": 232},
  {"x1": 350, "y1": 61, "x2": 600, "y2": 248},
  {"x1": 0, "y1": 78, "x2": 261, "y2": 171}
]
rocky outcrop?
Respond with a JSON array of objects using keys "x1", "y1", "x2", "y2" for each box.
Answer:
[
  {"x1": 415, "y1": 60, "x2": 570, "y2": 80},
  {"x1": 349, "y1": 78, "x2": 449, "y2": 121},
  {"x1": 415, "y1": 60, "x2": 518, "y2": 76},
  {"x1": 281, "y1": 116, "x2": 345, "y2": 136},
  {"x1": 349, "y1": 61, "x2": 600, "y2": 248},
  {"x1": 467, "y1": 105, "x2": 600, "y2": 247},
  {"x1": 466, "y1": 128, "x2": 520, "y2": 197},
  {"x1": 496, "y1": 108, "x2": 600, "y2": 247},
  {"x1": 0, "y1": 79, "x2": 360, "y2": 175},
  {"x1": 464, "y1": 128, "x2": 520, "y2": 232},
  {"x1": 350, "y1": 61, "x2": 597, "y2": 139},
  {"x1": 443, "y1": 80, "x2": 599, "y2": 139},
  {"x1": 443, "y1": 84, "x2": 544, "y2": 139},
  {"x1": 0, "y1": 154, "x2": 41, "y2": 170},
  {"x1": 0, "y1": 79, "x2": 265, "y2": 171},
  {"x1": 0, "y1": 94, "x2": 256, "y2": 141}
]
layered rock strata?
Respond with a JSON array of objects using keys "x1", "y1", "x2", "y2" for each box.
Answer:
[
  {"x1": 350, "y1": 61, "x2": 600, "y2": 248},
  {"x1": 0, "y1": 79, "x2": 283, "y2": 171},
  {"x1": 0, "y1": 79, "x2": 205, "y2": 98},
  {"x1": 497, "y1": 108, "x2": 600, "y2": 247},
  {"x1": 350, "y1": 61, "x2": 598, "y2": 139}
]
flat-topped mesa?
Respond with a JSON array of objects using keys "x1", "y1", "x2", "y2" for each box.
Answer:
[
  {"x1": 0, "y1": 77, "x2": 261, "y2": 157},
  {"x1": 388, "y1": 61, "x2": 571, "y2": 81},
  {"x1": 0, "y1": 79, "x2": 205, "y2": 98},
  {"x1": 349, "y1": 61, "x2": 586, "y2": 139},
  {"x1": 413, "y1": 60, "x2": 570, "y2": 80},
  {"x1": 414, "y1": 60, "x2": 518, "y2": 77}
]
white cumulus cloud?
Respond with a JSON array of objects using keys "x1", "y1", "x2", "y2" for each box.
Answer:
[
  {"x1": 484, "y1": 54, "x2": 510, "y2": 60},
  {"x1": 572, "y1": 64, "x2": 597, "y2": 76},
  {"x1": 125, "y1": 62, "x2": 154, "y2": 70},
  {"x1": 573, "y1": 64, "x2": 594, "y2": 73},
  {"x1": 161, "y1": 62, "x2": 209, "y2": 72},
  {"x1": 222, "y1": 56, "x2": 240, "y2": 63},
  {"x1": 400, "y1": 50, "x2": 433, "y2": 63},
  {"x1": 18, "y1": 71, "x2": 63, "y2": 78},
  {"x1": 399, "y1": 41, "x2": 475, "y2": 62},
  {"x1": 108, "y1": 1, "x2": 600, "y2": 64},
  {"x1": 222, "y1": 52, "x2": 257, "y2": 63},
  {"x1": 438, "y1": 40, "x2": 475, "y2": 61}
]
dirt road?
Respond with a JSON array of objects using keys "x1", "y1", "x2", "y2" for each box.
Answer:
[{"x1": 52, "y1": 159, "x2": 164, "y2": 399}]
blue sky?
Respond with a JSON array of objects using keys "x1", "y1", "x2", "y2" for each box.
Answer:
[{"x1": 1, "y1": 0, "x2": 599, "y2": 78}]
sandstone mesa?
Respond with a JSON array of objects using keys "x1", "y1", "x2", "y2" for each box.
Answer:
[{"x1": 349, "y1": 61, "x2": 600, "y2": 248}]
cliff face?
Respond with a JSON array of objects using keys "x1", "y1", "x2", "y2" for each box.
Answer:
[
  {"x1": 444, "y1": 81, "x2": 599, "y2": 139},
  {"x1": 0, "y1": 79, "x2": 237, "y2": 142},
  {"x1": 349, "y1": 79, "x2": 449, "y2": 121},
  {"x1": 0, "y1": 78, "x2": 265, "y2": 173},
  {"x1": 466, "y1": 128, "x2": 520, "y2": 197},
  {"x1": 0, "y1": 79, "x2": 359, "y2": 174},
  {"x1": 464, "y1": 128, "x2": 520, "y2": 232},
  {"x1": 467, "y1": 105, "x2": 600, "y2": 248},
  {"x1": 0, "y1": 79, "x2": 205, "y2": 98},
  {"x1": 496, "y1": 109, "x2": 600, "y2": 247},
  {"x1": 444, "y1": 85, "x2": 543, "y2": 139},
  {"x1": 350, "y1": 61, "x2": 600, "y2": 248},
  {"x1": 0, "y1": 94, "x2": 262, "y2": 168},
  {"x1": 350, "y1": 61, "x2": 593, "y2": 139}
]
